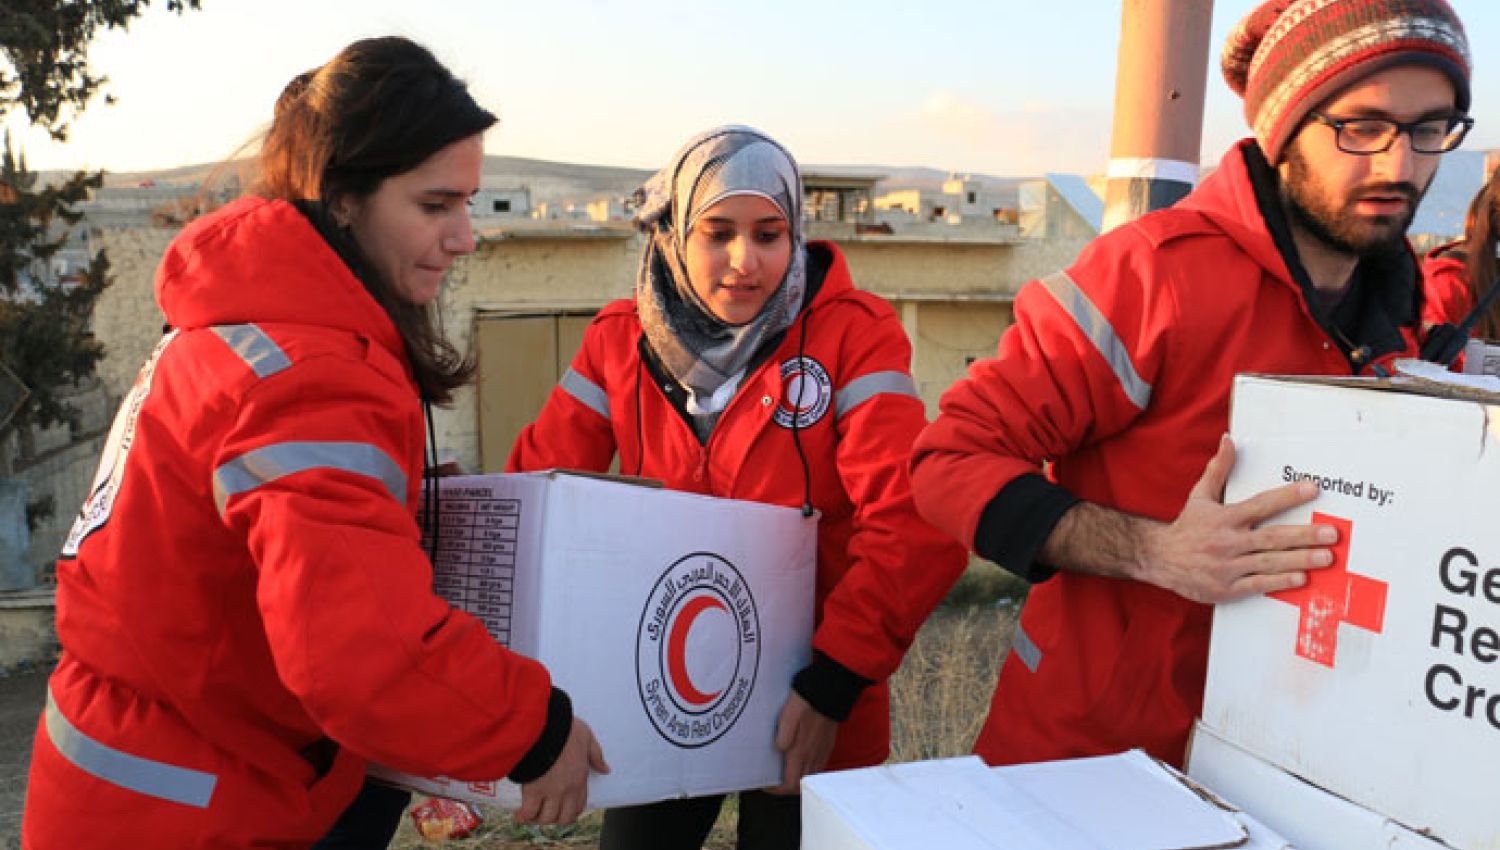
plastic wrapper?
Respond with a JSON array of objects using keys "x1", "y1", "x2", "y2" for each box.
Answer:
[{"x1": 409, "y1": 796, "x2": 484, "y2": 841}]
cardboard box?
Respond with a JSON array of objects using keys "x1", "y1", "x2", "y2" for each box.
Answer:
[
  {"x1": 800, "y1": 750, "x2": 1291, "y2": 850},
  {"x1": 371, "y1": 471, "x2": 817, "y2": 809},
  {"x1": 1191, "y1": 374, "x2": 1500, "y2": 850},
  {"x1": 1462, "y1": 338, "x2": 1500, "y2": 378},
  {"x1": 1189, "y1": 723, "x2": 1443, "y2": 850}
]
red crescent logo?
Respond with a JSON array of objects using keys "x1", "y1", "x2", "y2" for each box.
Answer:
[
  {"x1": 784, "y1": 372, "x2": 814, "y2": 412},
  {"x1": 667, "y1": 594, "x2": 727, "y2": 706}
]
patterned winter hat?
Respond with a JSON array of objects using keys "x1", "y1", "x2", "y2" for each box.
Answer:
[{"x1": 1222, "y1": 0, "x2": 1470, "y2": 163}]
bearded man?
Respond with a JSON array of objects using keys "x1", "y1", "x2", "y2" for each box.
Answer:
[{"x1": 910, "y1": 0, "x2": 1473, "y2": 768}]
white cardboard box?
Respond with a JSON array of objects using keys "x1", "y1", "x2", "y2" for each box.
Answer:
[
  {"x1": 800, "y1": 750, "x2": 1291, "y2": 850},
  {"x1": 371, "y1": 471, "x2": 817, "y2": 809},
  {"x1": 1190, "y1": 374, "x2": 1500, "y2": 850},
  {"x1": 1462, "y1": 338, "x2": 1500, "y2": 377},
  {"x1": 1189, "y1": 723, "x2": 1443, "y2": 850}
]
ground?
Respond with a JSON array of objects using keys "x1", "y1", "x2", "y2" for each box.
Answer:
[{"x1": 0, "y1": 665, "x2": 47, "y2": 849}]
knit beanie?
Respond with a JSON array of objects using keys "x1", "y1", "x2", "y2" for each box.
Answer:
[{"x1": 1222, "y1": 0, "x2": 1470, "y2": 164}]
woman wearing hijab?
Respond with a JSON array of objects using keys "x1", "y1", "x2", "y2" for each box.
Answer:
[{"x1": 508, "y1": 125, "x2": 967, "y2": 849}]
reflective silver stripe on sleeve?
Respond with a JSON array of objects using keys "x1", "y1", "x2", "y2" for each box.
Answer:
[
  {"x1": 560, "y1": 367, "x2": 610, "y2": 420},
  {"x1": 1039, "y1": 271, "x2": 1153, "y2": 410},
  {"x1": 1011, "y1": 623, "x2": 1042, "y2": 673},
  {"x1": 213, "y1": 441, "x2": 407, "y2": 516},
  {"x1": 835, "y1": 370, "x2": 919, "y2": 418},
  {"x1": 211, "y1": 324, "x2": 291, "y2": 378},
  {"x1": 45, "y1": 688, "x2": 217, "y2": 809}
]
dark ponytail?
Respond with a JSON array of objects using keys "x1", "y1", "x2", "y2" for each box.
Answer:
[{"x1": 253, "y1": 36, "x2": 494, "y2": 403}]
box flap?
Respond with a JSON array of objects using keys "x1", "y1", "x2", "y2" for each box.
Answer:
[
  {"x1": 1239, "y1": 360, "x2": 1500, "y2": 405},
  {"x1": 1187, "y1": 724, "x2": 1448, "y2": 850},
  {"x1": 531, "y1": 468, "x2": 665, "y2": 488},
  {"x1": 801, "y1": 751, "x2": 1251, "y2": 850}
]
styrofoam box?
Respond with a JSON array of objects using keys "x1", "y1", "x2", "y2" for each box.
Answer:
[
  {"x1": 1197, "y1": 374, "x2": 1500, "y2": 850},
  {"x1": 372, "y1": 471, "x2": 817, "y2": 810}
]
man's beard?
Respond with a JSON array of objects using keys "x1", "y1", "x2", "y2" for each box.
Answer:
[{"x1": 1281, "y1": 146, "x2": 1428, "y2": 259}]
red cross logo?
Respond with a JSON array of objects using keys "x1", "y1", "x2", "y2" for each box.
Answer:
[{"x1": 1268, "y1": 513, "x2": 1388, "y2": 667}]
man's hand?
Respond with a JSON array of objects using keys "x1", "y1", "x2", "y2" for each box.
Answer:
[
  {"x1": 766, "y1": 692, "x2": 838, "y2": 795},
  {"x1": 516, "y1": 718, "x2": 609, "y2": 826},
  {"x1": 1136, "y1": 434, "x2": 1336, "y2": 603}
]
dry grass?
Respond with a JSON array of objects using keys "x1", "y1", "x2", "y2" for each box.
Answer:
[
  {"x1": 390, "y1": 568, "x2": 1019, "y2": 849},
  {"x1": 887, "y1": 603, "x2": 1015, "y2": 764}
]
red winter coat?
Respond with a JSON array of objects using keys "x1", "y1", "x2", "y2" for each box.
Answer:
[
  {"x1": 911, "y1": 140, "x2": 1422, "y2": 768},
  {"x1": 25, "y1": 198, "x2": 559, "y2": 849},
  {"x1": 1422, "y1": 241, "x2": 1471, "y2": 328},
  {"x1": 509, "y1": 242, "x2": 967, "y2": 771}
]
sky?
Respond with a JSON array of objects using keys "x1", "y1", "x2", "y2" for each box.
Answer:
[{"x1": 5, "y1": 0, "x2": 1497, "y2": 179}]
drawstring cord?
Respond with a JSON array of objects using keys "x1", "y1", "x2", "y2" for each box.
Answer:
[
  {"x1": 789, "y1": 309, "x2": 815, "y2": 518},
  {"x1": 422, "y1": 399, "x2": 441, "y2": 562},
  {"x1": 634, "y1": 357, "x2": 645, "y2": 477}
]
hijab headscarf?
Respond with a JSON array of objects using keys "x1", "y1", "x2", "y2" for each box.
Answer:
[{"x1": 633, "y1": 125, "x2": 806, "y2": 439}]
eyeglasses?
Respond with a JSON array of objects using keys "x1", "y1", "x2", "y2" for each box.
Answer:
[{"x1": 1308, "y1": 112, "x2": 1474, "y2": 155}]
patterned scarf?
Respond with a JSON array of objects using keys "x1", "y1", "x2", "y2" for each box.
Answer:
[{"x1": 634, "y1": 125, "x2": 806, "y2": 438}]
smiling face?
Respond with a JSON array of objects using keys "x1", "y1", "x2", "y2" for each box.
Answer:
[
  {"x1": 682, "y1": 194, "x2": 793, "y2": 326},
  {"x1": 1278, "y1": 65, "x2": 1457, "y2": 257},
  {"x1": 339, "y1": 133, "x2": 484, "y2": 306}
]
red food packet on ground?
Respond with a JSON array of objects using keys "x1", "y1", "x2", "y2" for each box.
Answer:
[{"x1": 409, "y1": 796, "x2": 484, "y2": 841}]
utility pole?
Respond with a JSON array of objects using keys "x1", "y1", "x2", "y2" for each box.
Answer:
[{"x1": 1102, "y1": 0, "x2": 1214, "y2": 232}]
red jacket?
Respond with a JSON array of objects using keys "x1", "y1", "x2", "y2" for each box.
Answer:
[
  {"x1": 26, "y1": 198, "x2": 559, "y2": 849},
  {"x1": 509, "y1": 242, "x2": 967, "y2": 771},
  {"x1": 911, "y1": 141, "x2": 1422, "y2": 768},
  {"x1": 1422, "y1": 241, "x2": 1470, "y2": 327}
]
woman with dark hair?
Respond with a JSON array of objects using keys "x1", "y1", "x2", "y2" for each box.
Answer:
[
  {"x1": 23, "y1": 37, "x2": 604, "y2": 849},
  {"x1": 508, "y1": 125, "x2": 967, "y2": 850},
  {"x1": 1424, "y1": 167, "x2": 1500, "y2": 337}
]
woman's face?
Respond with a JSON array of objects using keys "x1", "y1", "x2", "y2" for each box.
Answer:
[
  {"x1": 340, "y1": 134, "x2": 484, "y2": 307},
  {"x1": 683, "y1": 194, "x2": 792, "y2": 326}
]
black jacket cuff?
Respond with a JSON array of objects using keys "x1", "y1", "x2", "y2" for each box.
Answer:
[
  {"x1": 973, "y1": 473, "x2": 1080, "y2": 583},
  {"x1": 506, "y1": 687, "x2": 573, "y2": 784},
  {"x1": 792, "y1": 650, "x2": 874, "y2": 723}
]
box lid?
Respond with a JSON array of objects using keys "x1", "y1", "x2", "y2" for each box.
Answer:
[{"x1": 801, "y1": 751, "x2": 1262, "y2": 850}]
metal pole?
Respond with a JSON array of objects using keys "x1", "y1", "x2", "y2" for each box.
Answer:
[{"x1": 1101, "y1": 0, "x2": 1214, "y2": 232}]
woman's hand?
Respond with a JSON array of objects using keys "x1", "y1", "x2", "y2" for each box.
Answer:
[
  {"x1": 766, "y1": 692, "x2": 837, "y2": 795},
  {"x1": 516, "y1": 718, "x2": 609, "y2": 825}
]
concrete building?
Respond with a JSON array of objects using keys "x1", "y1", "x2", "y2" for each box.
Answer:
[
  {"x1": 529, "y1": 201, "x2": 591, "y2": 221},
  {"x1": 941, "y1": 174, "x2": 1015, "y2": 222},
  {"x1": 586, "y1": 196, "x2": 631, "y2": 223},
  {"x1": 876, "y1": 175, "x2": 1016, "y2": 226},
  {"x1": 804, "y1": 171, "x2": 882, "y2": 225},
  {"x1": 471, "y1": 186, "x2": 530, "y2": 220},
  {"x1": 1019, "y1": 174, "x2": 1104, "y2": 240},
  {"x1": 78, "y1": 183, "x2": 232, "y2": 229}
]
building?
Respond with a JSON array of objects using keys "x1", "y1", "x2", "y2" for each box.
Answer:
[
  {"x1": 586, "y1": 196, "x2": 631, "y2": 223},
  {"x1": 1019, "y1": 173, "x2": 1103, "y2": 240},
  {"x1": 876, "y1": 174, "x2": 1017, "y2": 225},
  {"x1": 803, "y1": 171, "x2": 883, "y2": 225},
  {"x1": 471, "y1": 186, "x2": 530, "y2": 220}
]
